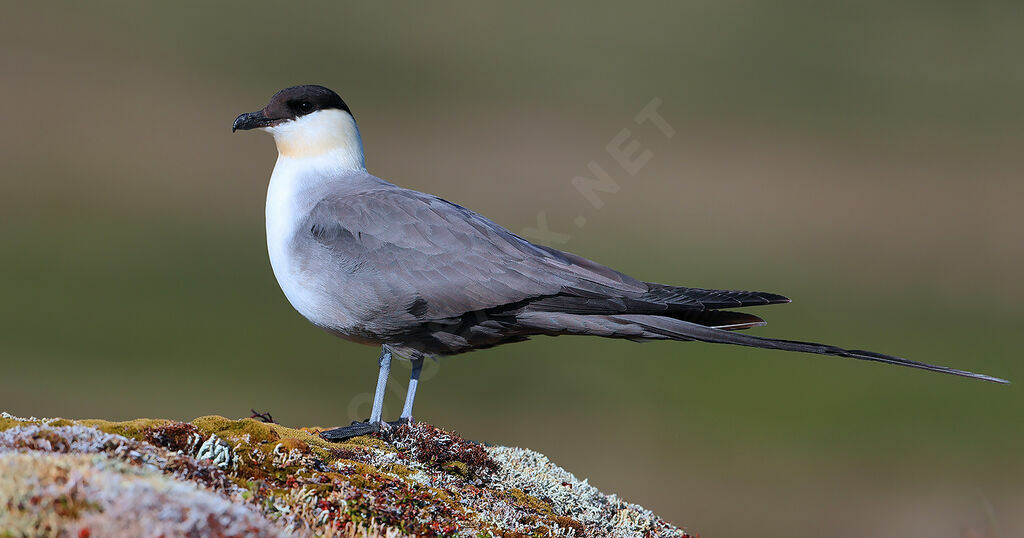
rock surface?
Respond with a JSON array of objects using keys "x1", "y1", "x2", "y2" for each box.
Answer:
[{"x1": 0, "y1": 412, "x2": 690, "y2": 537}]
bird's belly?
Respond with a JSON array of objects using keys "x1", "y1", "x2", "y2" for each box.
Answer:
[
  {"x1": 264, "y1": 183, "x2": 335, "y2": 330},
  {"x1": 263, "y1": 165, "x2": 390, "y2": 343},
  {"x1": 267, "y1": 222, "x2": 320, "y2": 320},
  {"x1": 266, "y1": 215, "x2": 377, "y2": 343}
]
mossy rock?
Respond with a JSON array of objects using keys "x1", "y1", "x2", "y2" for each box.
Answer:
[
  {"x1": 0, "y1": 413, "x2": 691, "y2": 537},
  {"x1": 78, "y1": 418, "x2": 172, "y2": 440}
]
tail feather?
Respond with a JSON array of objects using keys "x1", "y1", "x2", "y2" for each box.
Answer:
[
  {"x1": 615, "y1": 314, "x2": 1008, "y2": 384},
  {"x1": 642, "y1": 284, "x2": 791, "y2": 310},
  {"x1": 666, "y1": 309, "x2": 766, "y2": 330},
  {"x1": 527, "y1": 285, "x2": 790, "y2": 317}
]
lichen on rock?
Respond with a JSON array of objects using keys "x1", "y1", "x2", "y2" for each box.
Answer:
[{"x1": 0, "y1": 412, "x2": 690, "y2": 537}]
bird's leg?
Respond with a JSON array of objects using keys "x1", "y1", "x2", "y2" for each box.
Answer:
[
  {"x1": 369, "y1": 345, "x2": 392, "y2": 424},
  {"x1": 399, "y1": 357, "x2": 424, "y2": 422},
  {"x1": 319, "y1": 345, "x2": 406, "y2": 442}
]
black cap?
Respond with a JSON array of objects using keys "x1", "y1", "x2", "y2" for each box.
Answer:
[{"x1": 233, "y1": 85, "x2": 351, "y2": 132}]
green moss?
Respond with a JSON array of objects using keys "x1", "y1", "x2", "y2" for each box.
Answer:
[
  {"x1": 442, "y1": 460, "x2": 470, "y2": 478},
  {"x1": 0, "y1": 417, "x2": 23, "y2": 432},
  {"x1": 348, "y1": 461, "x2": 380, "y2": 475},
  {"x1": 192, "y1": 416, "x2": 279, "y2": 444},
  {"x1": 77, "y1": 418, "x2": 172, "y2": 440},
  {"x1": 0, "y1": 416, "x2": 168, "y2": 439},
  {"x1": 341, "y1": 434, "x2": 391, "y2": 450},
  {"x1": 507, "y1": 488, "x2": 553, "y2": 515},
  {"x1": 0, "y1": 416, "x2": 72, "y2": 432},
  {"x1": 268, "y1": 422, "x2": 361, "y2": 452},
  {"x1": 380, "y1": 462, "x2": 413, "y2": 478},
  {"x1": 429, "y1": 486, "x2": 457, "y2": 504},
  {"x1": 187, "y1": 417, "x2": 390, "y2": 463}
]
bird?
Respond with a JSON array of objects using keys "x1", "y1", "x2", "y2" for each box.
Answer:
[{"x1": 232, "y1": 85, "x2": 1007, "y2": 440}]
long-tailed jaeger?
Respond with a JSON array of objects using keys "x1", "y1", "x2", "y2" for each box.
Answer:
[{"x1": 232, "y1": 85, "x2": 1007, "y2": 440}]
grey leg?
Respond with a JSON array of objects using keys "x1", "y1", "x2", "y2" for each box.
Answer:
[
  {"x1": 400, "y1": 358, "x2": 424, "y2": 421},
  {"x1": 369, "y1": 345, "x2": 392, "y2": 424}
]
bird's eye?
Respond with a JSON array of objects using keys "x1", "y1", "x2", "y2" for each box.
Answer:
[{"x1": 296, "y1": 101, "x2": 314, "y2": 114}]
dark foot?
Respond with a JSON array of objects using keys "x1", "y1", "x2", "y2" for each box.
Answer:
[{"x1": 320, "y1": 418, "x2": 409, "y2": 442}]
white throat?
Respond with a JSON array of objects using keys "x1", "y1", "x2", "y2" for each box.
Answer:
[{"x1": 265, "y1": 109, "x2": 365, "y2": 169}]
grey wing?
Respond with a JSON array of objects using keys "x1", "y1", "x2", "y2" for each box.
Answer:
[
  {"x1": 296, "y1": 185, "x2": 1007, "y2": 384},
  {"x1": 301, "y1": 185, "x2": 789, "y2": 356},
  {"x1": 304, "y1": 187, "x2": 647, "y2": 324}
]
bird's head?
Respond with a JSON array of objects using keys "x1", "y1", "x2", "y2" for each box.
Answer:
[{"x1": 233, "y1": 85, "x2": 364, "y2": 167}]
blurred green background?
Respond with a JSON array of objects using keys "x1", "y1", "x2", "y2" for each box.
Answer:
[{"x1": 2, "y1": 2, "x2": 1022, "y2": 536}]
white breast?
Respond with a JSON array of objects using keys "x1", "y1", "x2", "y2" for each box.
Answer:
[
  {"x1": 262, "y1": 109, "x2": 369, "y2": 326},
  {"x1": 265, "y1": 157, "x2": 321, "y2": 321}
]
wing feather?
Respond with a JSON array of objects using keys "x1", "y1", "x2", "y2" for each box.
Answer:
[{"x1": 304, "y1": 186, "x2": 787, "y2": 327}]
